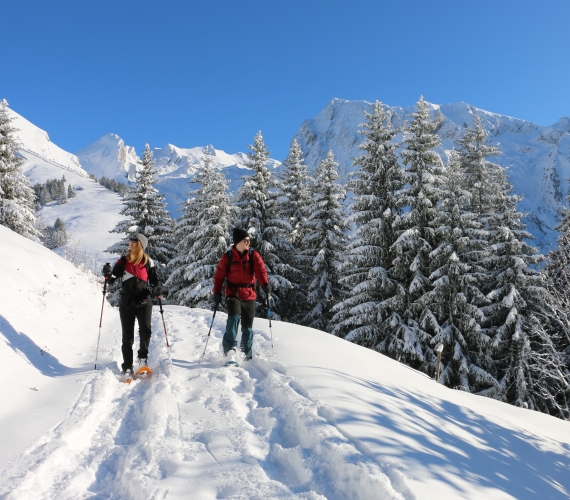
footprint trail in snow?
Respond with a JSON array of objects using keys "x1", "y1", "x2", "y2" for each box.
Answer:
[{"x1": 1, "y1": 306, "x2": 412, "y2": 500}]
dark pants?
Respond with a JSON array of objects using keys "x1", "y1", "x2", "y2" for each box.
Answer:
[
  {"x1": 119, "y1": 303, "x2": 152, "y2": 371},
  {"x1": 223, "y1": 297, "x2": 255, "y2": 359}
]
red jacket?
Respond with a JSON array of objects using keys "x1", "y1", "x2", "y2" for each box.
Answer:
[{"x1": 213, "y1": 247, "x2": 269, "y2": 301}]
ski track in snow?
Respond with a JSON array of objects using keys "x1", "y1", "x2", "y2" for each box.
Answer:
[{"x1": 1, "y1": 306, "x2": 410, "y2": 500}]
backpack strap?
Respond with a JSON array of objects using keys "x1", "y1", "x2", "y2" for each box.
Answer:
[
  {"x1": 225, "y1": 248, "x2": 256, "y2": 278},
  {"x1": 249, "y1": 248, "x2": 255, "y2": 274},
  {"x1": 226, "y1": 249, "x2": 233, "y2": 280}
]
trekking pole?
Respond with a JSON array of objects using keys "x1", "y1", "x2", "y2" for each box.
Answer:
[
  {"x1": 267, "y1": 297, "x2": 274, "y2": 356},
  {"x1": 94, "y1": 268, "x2": 109, "y2": 370},
  {"x1": 200, "y1": 304, "x2": 218, "y2": 363},
  {"x1": 157, "y1": 295, "x2": 170, "y2": 348},
  {"x1": 157, "y1": 295, "x2": 173, "y2": 370}
]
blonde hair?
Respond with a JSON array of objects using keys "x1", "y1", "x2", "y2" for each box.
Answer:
[{"x1": 126, "y1": 240, "x2": 149, "y2": 266}]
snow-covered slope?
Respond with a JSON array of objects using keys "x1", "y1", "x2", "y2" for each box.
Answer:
[
  {"x1": 77, "y1": 136, "x2": 281, "y2": 217},
  {"x1": 1, "y1": 226, "x2": 569, "y2": 499},
  {"x1": 0, "y1": 226, "x2": 114, "y2": 476},
  {"x1": 8, "y1": 108, "x2": 124, "y2": 268},
  {"x1": 9, "y1": 108, "x2": 88, "y2": 178},
  {"x1": 294, "y1": 98, "x2": 570, "y2": 251}
]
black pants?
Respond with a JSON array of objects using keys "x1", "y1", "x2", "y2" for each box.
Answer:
[{"x1": 119, "y1": 303, "x2": 152, "y2": 371}]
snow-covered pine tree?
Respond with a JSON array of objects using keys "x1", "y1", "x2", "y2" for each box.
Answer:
[
  {"x1": 542, "y1": 206, "x2": 570, "y2": 366},
  {"x1": 106, "y1": 144, "x2": 175, "y2": 286},
  {"x1": 301, "y1": 150, "x2": 348, "y2": 332},
  {"x1": 417, "y1": 149, "x2": 491, "y2": 391},
  {"x1": 455, "y1": 115, "x2": 503, "y2": 228},
  {"x1": 57, "y1": 175, "x2": 67, "y2": 205},
  {"x1": 44, "y1": 217, "x2": 68, "y2": 249},
  {"x1": 166, "y1": 148, "x2": 235, "y2": 309},
  {"x1": 277, "y1": 139, "x2": 312, "y2": 248},
  {"x1": 275, "y1": 138, "x2": 312, "y2": 320},
  {"x1": 331, "y1": 101, "x2": 405, "y2": 343},
  {"x1": 480, "y1": 165, "x2": 570, "y2": 416},
  {"x1": 450, "y1": 116, "x2": 570, "y2": 416},
  {"x1": 384, "y1": 95, "x2": 446, "y2": 371},
  {"x1": 0, "y1": 99, "x2": 40, "y2": 239},
  {"x1": 235, "y1": 131, "x2": 294, "y2": 319}
]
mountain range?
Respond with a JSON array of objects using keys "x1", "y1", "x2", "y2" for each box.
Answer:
[
  {"x1": 76, "y1": 134, "x2": 281, "y2": 217},
  {"x1": 10, "y1": 98, "x2": 570, "y2": 255}
]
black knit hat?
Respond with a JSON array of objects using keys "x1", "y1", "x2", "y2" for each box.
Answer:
[{"x1": 232, "y1": 228, "x2": 250, "y2": 245}]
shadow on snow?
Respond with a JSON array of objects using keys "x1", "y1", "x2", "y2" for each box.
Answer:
[{"x1": 0, "y1": 314, "x2": 85, "y2": 377}]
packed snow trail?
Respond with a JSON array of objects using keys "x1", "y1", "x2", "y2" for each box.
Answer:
[{"x1": 1, "y1": 305, "x2": 407, "y2": 500}]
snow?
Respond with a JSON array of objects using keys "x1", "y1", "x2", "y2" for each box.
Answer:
[
  {"x1": 1, "y1": 226, "x2": 569, "y2": 499},
  {"x1": 22, "y1": 152, "x2": 124, "y2": 271}
]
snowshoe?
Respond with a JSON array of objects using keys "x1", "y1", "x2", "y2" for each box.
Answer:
[
  {"x1": 224, "y1": 349, "x2": 239, "y2": 367},
  {"x1": 122, "y1": 368, "x2": 134, "y2": 384},
  {"x1": 136, "y1": 359, "x2": 152, "y2": 379}
]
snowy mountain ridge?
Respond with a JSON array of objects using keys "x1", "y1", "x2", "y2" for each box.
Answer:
[
  {"x1": 8, "y1": 98, "x2": 570, "y2": 255},
  {"x1": 294, "y1": 98, "x2": 570, "y2": 250},
  {"x1": 8, "y1": 107, "x2": 88, "y2": 178},
  {"x1": 76, "y1": 133, "x2": 281, "y2": 218}
]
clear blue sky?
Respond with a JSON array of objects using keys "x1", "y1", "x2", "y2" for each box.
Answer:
[{"x1": 2, "y1": 0, "x2": 570, "y2": 160}]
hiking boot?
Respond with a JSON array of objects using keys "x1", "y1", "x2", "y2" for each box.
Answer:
[{"x1": 122, "y1": 368, "x2": 134, "y2": 382}]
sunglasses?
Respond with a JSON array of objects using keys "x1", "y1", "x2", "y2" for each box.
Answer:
[{"x1": 129, "y1": 238, "x2": 139, "y2": 243}]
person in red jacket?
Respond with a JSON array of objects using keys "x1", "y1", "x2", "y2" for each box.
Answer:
[{"x1": 213, "y1": 228, "x2": 270, "y2": 360}]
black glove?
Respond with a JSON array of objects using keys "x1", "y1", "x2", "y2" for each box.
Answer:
[
  {"x1": 213, "y1": 292, "x2": 222, "y2": 305},
  {"x1": 262, "y1": 283, "x2": 271, "y2": 297},
  {"x1": 102, "y1": 263, "x2": 112, "y2": 278},
  {"x1": 154, "y1": 284, "x2": 163, "y2": 297}
]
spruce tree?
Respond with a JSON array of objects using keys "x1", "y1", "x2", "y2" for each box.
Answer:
[
  {"x1": 419, "y1": 149, "x2": 491, "y2": 391},
  {"x1": 277, "y1": 139, "x2": 312, "y2": 248},
  {"x1": 542, "y1": 207, "x2": 570, "y2": 365},
  {"x1": 106, "y1": 144, "x2": 175, "y2": 285},
  {"x1": 0, "y1": 99, "x2": 40, "y2": 239},
  {"x1": 166, "y1": 149, "x2": 235, "y2": 309},
  {"x1": 455, "y1": 115, "x2": 502, "y2": 221},
  {"x1": 235, "y1": 131, "x2": 293, "y2": 319},
  {"x1": 384, "y1": 96, "x2": 446, "y2": 370},
  {"x1": 301, "y1": 150, "x2": 348, "y2": 332},
  {"x1": 275, "y1": 139, "x2": 312, "y2": 321},
  {"x1": 481, "y1": 166, "x2": 569, "y2": 416},
  {"x1": 331, "y1": 101, "x2": 405, "y2": 343}
]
